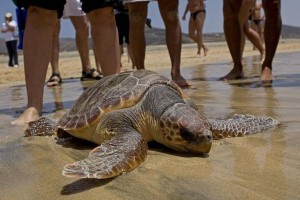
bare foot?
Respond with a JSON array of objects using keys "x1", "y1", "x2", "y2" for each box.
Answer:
[
  {"x1": 11, "y1": 107, "x2": 40, "y2": 125},
  {"x1": 260, "y1": 50, "x2": 265, "y2": 64},
  {"x1": 197, "y1": 49, "x2": 201, "y2": 56},
  {"x1": 219, "y1": 68, "x2": 244, "y2": 81},
  {"x1": 172, "y1": 75, "x2": 191, "y2": 88},
  {"x1": 204, "y1": 47, "x2": 209, "y2": 56},
  {"x1": 261, "y1": 67, "x2": 273, "y2": 81}
]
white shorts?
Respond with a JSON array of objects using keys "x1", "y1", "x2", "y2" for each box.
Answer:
[{"x1": 62, "y1": 0, "x2": 85, "y2": 19}]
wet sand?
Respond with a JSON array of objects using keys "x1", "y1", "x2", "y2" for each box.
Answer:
[{"x1": 1, "y1": 40, "x2": 300, "y2": 199}]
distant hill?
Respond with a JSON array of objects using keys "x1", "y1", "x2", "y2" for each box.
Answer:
[{"x1": 1, "y1": 24, "x2": 300, "y2": 54}]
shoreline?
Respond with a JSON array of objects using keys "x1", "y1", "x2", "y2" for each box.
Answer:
[{"x1": 0, "y1": 38, "x2": 300, "y2": 88}]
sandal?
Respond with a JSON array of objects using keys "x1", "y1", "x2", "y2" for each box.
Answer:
[
  {"x1": 80, "y1": 68, "x2": 102, "y2": 81},
  {"x1": 46, "y1": 72, "x2": 62, "y2": 87}
]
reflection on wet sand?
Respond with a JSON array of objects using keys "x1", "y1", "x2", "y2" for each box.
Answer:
[{"x1": 0, "y1": 51, "x2": 300, "y2": 199}]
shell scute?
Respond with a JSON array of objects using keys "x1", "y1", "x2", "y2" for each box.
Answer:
[{"x1": 58, "y1": 70, "x2": 185, "y2": 131}]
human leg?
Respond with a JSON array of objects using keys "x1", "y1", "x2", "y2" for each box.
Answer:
[
  {"x1": 257, "y1": 21, "x2": 265, "y2": 45},
  {"x1": 221, "y1": 0, "x2": 244, "y2": 81},
  {"x1": 243, "y1": 22, "x2": 265, "y2": 60},
  {"x1": 11, "y1": 40, "x2": 19, "y2": 66},
  {"x1": 195, "y1": 11, "x2": 207, "y2": 55},
  {"x1": 6, "y1": 41, "x2": 14, "y2": 66},
  {"x1": 261, "y1": 0, "x2": 281, "y2": 81},
  {"x1": 188, "y1": 17, "x2": 197, "y2": 42},
  {"x1": 12, "y1": 6, "x2": 59, "y2": 125},
  {"x1": 87, "y1": 7, "x2": 120, "y2": 76},
  {"x1": 69, "y1": 16, "x2": 90, "y2": 71},
  {"x1": 70, "y1": 15, "x2": 101, "y2": 80},
  {"x1": 47, "y1": 19, "x2": 62, "y2": 87},
  {"x1": 158, "y1": 0, "x2": 189, "y2": 87},
  {"x1": 127, "y1": 2, "x2": 148, "y2": 70}
]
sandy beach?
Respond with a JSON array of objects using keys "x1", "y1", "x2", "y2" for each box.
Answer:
[{"x1": 1, "y1": 39, "x2": 300, "y2": 200}]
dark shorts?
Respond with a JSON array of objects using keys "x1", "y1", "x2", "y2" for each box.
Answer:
[
  {"x1": 190, "y1": 9, "x2": 206, "y2": 20},
  {"x1": 80, "y1": 0, "x2": 116, "y2": 13},
  {"x1": 14, "y1": 0, "x2": 66, "y2": 18},
  {"x1": 115, "y1": 13, "x2": 130, "y2": 45}
]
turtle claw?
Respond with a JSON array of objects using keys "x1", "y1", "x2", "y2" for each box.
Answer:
[
  {"x1": 63, "y1": 163, "x2": 88, "y2": 178},
  {"x1": 62, "y1": 132, "x2": 148, "y2": 179}
]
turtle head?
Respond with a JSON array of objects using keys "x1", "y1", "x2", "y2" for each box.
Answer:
[{"x1": 158, "y1": 103, "x2": 212, "y2": 154}]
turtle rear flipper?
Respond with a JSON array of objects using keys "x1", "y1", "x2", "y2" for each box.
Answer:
[
  {"x1": 62, "y1": 131, "x2": 148, "y2": 179},
  {"x1": 209, "y1": 114, "x2": 280, "y2": 139}
]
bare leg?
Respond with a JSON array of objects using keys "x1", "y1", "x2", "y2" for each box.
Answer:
[
  {"x1": 69, "y1": 16, "x2": 91, "y2": 71},
  {"x1": 50, "y1": 19, "x2": 61, "y2": 74},
  {"x1": 257, "y1": 21, "x2": 265, "y2": 45},
  {"x1": 250, "y1": 21, "x2": 258, "y2": 50},
  {"x1": 46, "y1": 19, "x2": 62, "y2": 87},
  {"x1": 261, "y1": 0, "x2": 281, "y2": 81},
  {"x1": 220, "y1": 0, "x2": 244, "y2": 81},
  {"x1": 87, "y1": 7, "x2": 120, "y2": 76},
  {"x1": 128, "y1": 2, "x2": 148, "y2": 70},
  {"x1": 12, "y1": 6, "x2": 58, "y2": 125},
  {"x1": 127, "y1": 43, "x2": 136, "y2": 69},
  {"x1": 188, "y1": 17, "x2": 197, "y2": 42},
  {"x1": 243, "y1": 22, "x2": 265, "y2": 60},
  {"x1": 195, "y1": 12, "x2": 207, "y2": 55},
  {"x1": 158, "y1": 0, "x2": 189, "y2": 87},
  {"x1": 93, "y1": 43, "x2": 102, "y2": 75},
  {"x1": 188, "y1": 16, "x2": 208, "y2": 56}
]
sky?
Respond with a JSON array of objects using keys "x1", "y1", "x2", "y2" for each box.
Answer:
[{"x1": 0, "y1": 0, "x2": 300, "y2": 38}]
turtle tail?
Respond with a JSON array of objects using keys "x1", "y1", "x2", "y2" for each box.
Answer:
[
  {"x1": 25, "y1": 117, "x2": 58, "y2": 137},
  {"x1": 208, "y1": 114, "x2": 279, "y2": 139},
  {"x1": 62, "y1": 132, "x2": 148, "y2": 179}
]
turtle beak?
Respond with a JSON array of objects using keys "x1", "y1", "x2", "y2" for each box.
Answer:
[{"x1": 185, "y1": 140, "x2": 212, "y2": 154}]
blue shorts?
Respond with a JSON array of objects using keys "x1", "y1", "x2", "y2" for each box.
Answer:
[
  {"x1": 80, "y1": 0, "x2": 116, "y2": 13},
  {"x1": 14, "y1": 0, "x2": 66, "y2": 18}
]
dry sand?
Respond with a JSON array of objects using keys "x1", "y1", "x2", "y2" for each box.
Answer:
[
  {"x1": 0, "y1": 40, "x2": 300, "y2": 200},
  {"x1": 1, "y1": 39, "x2": 300, "y2": 87}
]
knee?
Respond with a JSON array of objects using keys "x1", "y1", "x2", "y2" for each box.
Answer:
[
  {"x1": 263, "y1": 0, "x2": 281, "y2": 18},
  {"x1": 88, "y1": 7, "x2": 115, "y2": 26},
  {"x1": 129, "y1": 11, "x2": 147, "y2": 29},
  {"x1": 160, "y1": 6, "x2": 179, "y2": 24},
  {"x1": 128, "y1": 3, "x2": 147, "y2": 27},
  {"x1": 75, "y1": 25, "x2": 89, "y2": 37},
  {"x1": 188, "y1": 32, "x2": 194, "y2": 39}
]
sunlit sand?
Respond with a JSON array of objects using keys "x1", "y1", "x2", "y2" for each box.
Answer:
[{"x1": 0, "y1": 39, "x2": 300, "y2": 199}]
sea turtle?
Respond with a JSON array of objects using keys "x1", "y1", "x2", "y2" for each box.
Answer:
[{"x1": 25, "y1": 70, "x2": 279, "y2": 179}]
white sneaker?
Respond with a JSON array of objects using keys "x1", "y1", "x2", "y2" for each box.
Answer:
[{"x1": 14, "y1": 65, "x2": 19, "y2": 68}]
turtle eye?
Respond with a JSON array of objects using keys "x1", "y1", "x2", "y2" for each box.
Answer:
[{"x1": 180, "y1": 128, "x2": 197, "y2": 141}]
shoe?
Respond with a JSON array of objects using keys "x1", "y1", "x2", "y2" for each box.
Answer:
[
  {"x1": 146, "y1": 18, "x2": 152, "y2": 29},
  {"x1": 14, "y1": 65, "x2": 19, "y2": 68},
  {"x1": 46, "y1": 72, "x2": 62, "y2": 87},
  {"x1": 80, "y1": 68, "x2": 102, "y2": 81}
]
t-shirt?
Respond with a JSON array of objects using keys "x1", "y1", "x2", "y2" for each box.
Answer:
[{"x1": 2, "y1": 20, "x2": 17, "y2": 42}]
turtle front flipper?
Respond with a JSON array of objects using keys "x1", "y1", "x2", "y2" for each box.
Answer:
[
  {"x1": 25, "y1": 117, "x2": 58, "y2": 137},
  {"x1": 209, "y1": 114, "x2": 280, "y2": 139},
  {"x1": 62, "y1": 131, "x2": 148, "y2": 179}
]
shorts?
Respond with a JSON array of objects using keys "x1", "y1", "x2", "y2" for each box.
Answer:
[
  {"x1": 63, "y1": 0, "x2": 85, "y2": 19},
  {"x1": 14, "y1": 0, "x2": 66, "y2": 18},
  {"x1": 80, "y1": 0, "x2": 116, "y2": 13},
  {"x1": 115, "y1": 13, "x2": 130, "y2": 45}
]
